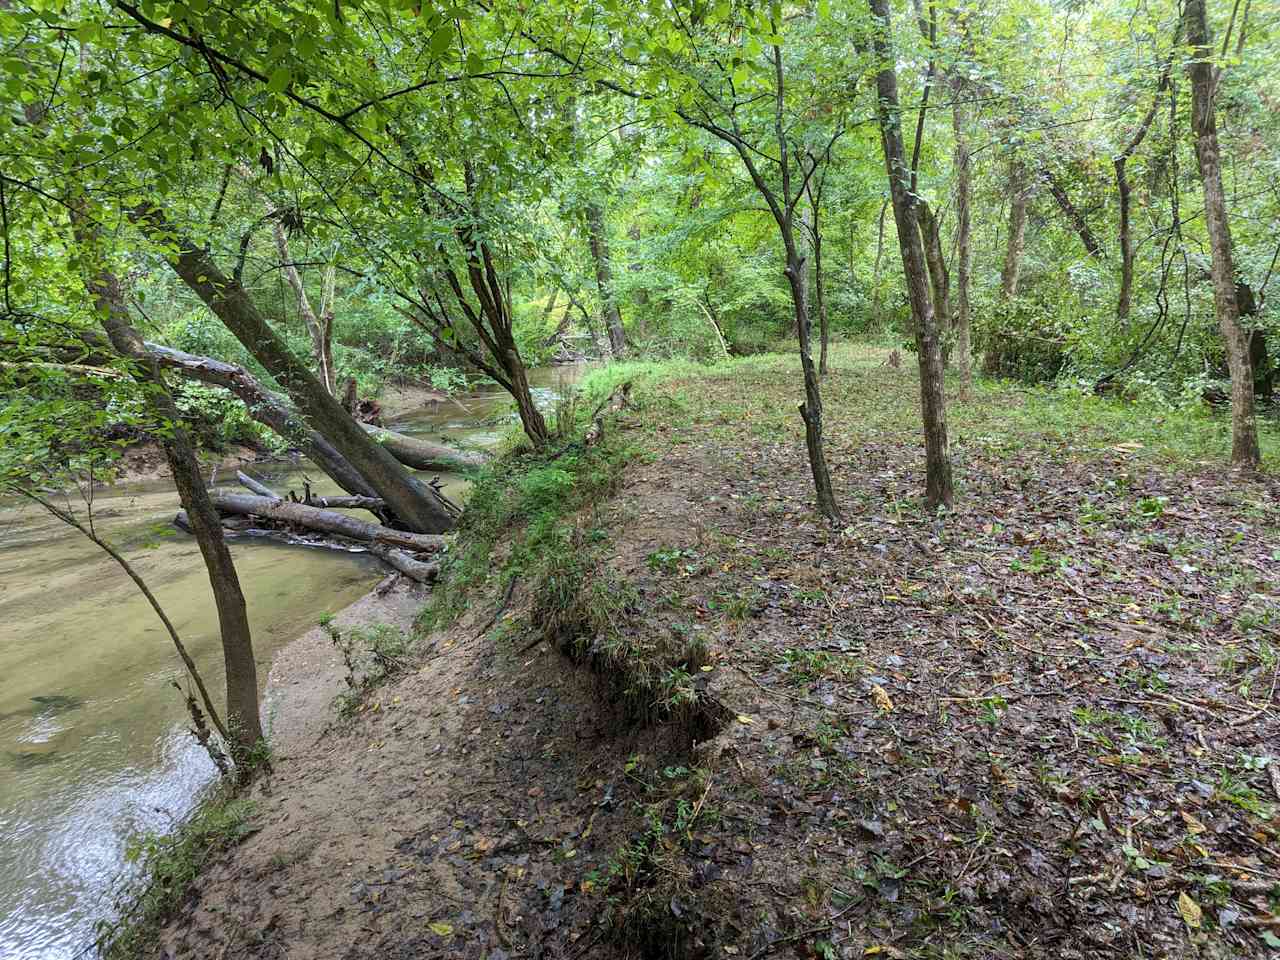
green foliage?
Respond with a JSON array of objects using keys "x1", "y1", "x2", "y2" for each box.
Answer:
[{"x1": 170, "y1": 382, "x2": 282, "y2": 452}]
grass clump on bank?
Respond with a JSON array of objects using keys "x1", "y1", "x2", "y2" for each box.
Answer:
[
  {"x1": 95, "y1": 795, "x2": 257, "y2": 959},
  {"x1": 419, "y1": 357, "x2": 734, "y2": 733}
]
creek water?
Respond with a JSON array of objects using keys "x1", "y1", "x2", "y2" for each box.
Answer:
[{"x1": 0, "y1": 368, "x2": 580, "y2": 959}]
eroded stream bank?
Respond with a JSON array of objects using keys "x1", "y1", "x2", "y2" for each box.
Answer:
[{"x1": 0, "y1": 367, "x2": 580, "y2": 960}]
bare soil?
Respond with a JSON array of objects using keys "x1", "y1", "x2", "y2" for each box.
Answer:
[{"x1": 154, "y1": 354, "x2": 1280, "y2": 960}]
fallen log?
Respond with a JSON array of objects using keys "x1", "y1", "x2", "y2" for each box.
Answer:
[
  {"x1": 298, "y1": 494, "x2": 388, "y2": 511},
  {"x1": 176, "y1": 513, "x2": 438, "y2": 582},
  {"x1": 235, "y1": 470, "x2": 281, "y2": 499},
  {"x1": 235, "y1": 469, "x2": 386, "y2": 512},
  {"x1": 359, "y1": 423, "x2": 487, "y2": 471},
  {"x1": 208, "y1": 493, "x2": 446, "y2": 553},
  {"x1": 367, "y1": 544, "x2": 439, "y2": 582}
]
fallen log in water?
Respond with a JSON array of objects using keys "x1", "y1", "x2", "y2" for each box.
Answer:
[
  {"x1": 367, "y1": 544, "x2": 439, "y2": 582},
  {"x1": 208, "y1": 493, "x2": 446, "y2": 553},
  {"x1": 235, "y1": 470, "x2": 387, "y2": 512},
  {"x1": 359, "y1": 423, "x2": 488, "y2": 471},
  {"x1": 175, "y1": 511, "x2": 439, "y2": 583}
]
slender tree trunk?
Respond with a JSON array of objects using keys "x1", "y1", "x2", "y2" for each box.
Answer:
[
  {"x1": 872, "y1": 198, "x2": 888, "y2": 328},
  {"x1": 1185, "y1": 0, "x2": 1260, "y2": 469},
  {"x1": 814, "y1": 216, "x2": 830, "y2": 377},
  {"x1": 1115, "y1": 42, "x2": 1175, "y2": 321},
  {"x1": 1001, "y1": 164, "x2": 1030, "y2": 299},
  {"x1": 785, "y1": 240, "x2": 839, "y2": 521},
  {"x1": 133, "y1": 206, "x2": 457, "y2": 533},
  {"x1": 71, "y1": 213, "x2": 264, "y2": 761},
  {"x1": 985, "y1": 161, "x2": 1031, "y2": 376},
  {"x1": 870, "y1": 0, "x2": 954, "y2": 511},
  {"x1": 951, "y1": 94, "x2": 974, "y2": 388},
  {"x1": 1114, "y1": 155, "x2": 1136, "y2": 321},
  {"x1": 269, "y1": 203, "x2": 337, "y2": 395},
  {"x1": 586, "y1": 202, "x2": 627, "y2": 357},
  {"x1": 919, "y1": 200, "x2": 951, "y2": 341}
]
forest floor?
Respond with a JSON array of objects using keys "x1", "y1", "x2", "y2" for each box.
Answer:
[{"x1": 145, "y1": 344, "x2": 1280, "y2": 960}]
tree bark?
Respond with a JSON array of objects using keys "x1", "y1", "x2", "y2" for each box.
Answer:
[
  {"x1": 1115, "y1": 46, "x2": 1173, "y2": 321},
  {"x1": 951, "y1": 94, "x2": 974, "y2": 388},
  {"x1": 141, "y1": 342, "x2": 379, "y2": 498},
  {"x1": 586, "y1": 202, "x2": 627, "y2": 357},
  {"x1": 132, "y1": 206, "x2": 458, "y2": 532},
  {"x1": 1185, "y1": 0, "x2": 1260, "y2": 469},
  {"x1": 870, "y1": 0, "x2": 954, "y2": 511},
  {"x1": 71, "y1": 213, "x2": 264, "y2": 761}
]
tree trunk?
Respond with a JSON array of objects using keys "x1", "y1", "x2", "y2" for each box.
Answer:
[
  {"x1": 951, "y1": 94, "x2": 974, "y2": 388},
  {"x1": 269, "y1": 202, "x2": 337, "y2": 395},
  {"x1": 586, "y1": 202, "x2": 627, "y2": 357},
  {"x1": 919, "y1": 200, "x2": 951, "y2": 340},
  {"x1": 1185, "y1": 0, "x2": 1260, "y2": 469},
  {"x1": 814, "y1": 221, "x2": 830, "y2": 377},
  {"x1": 986, "y1": 161, "x2": 1031, "y2": 376},
  {"x1": 132, "y1": 206, "x2": 458, "y2": 533},
  {"x1": 141, "y1": 342, "x2": 379, "y2": 498},
  {"x1": 72, "y1": 213, "x2": 264, "y2": 762},
  {"x1": 785, "y1": 242, "x2": 840, "y2": 521},
  {"x1": 1001, "y1": 163, "x2": 1030, "y2": 300},
  {"x1": 870, "y1": 0, "x2": 954, "y2": 511}
]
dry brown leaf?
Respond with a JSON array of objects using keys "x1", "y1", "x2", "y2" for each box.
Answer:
[{"x1": 871, "y1": 684, "x2": 894, "y2": 712}]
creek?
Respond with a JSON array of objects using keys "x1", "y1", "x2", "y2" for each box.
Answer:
[{"x1": 0, "y1": 367, "x2": 580, "y2": 959}]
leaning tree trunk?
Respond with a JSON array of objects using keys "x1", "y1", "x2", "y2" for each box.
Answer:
[
  {"x1": 870, "y1": 0, "x2": 954, "y2": 511},
  {"x1": 141, "y1": 342, "x2": 379, "y2": 497},
  {"x1": 133, "y1": 206, "x2": 457, "y2": 533},
  {"x1": 1185, "y1": 0, "x2": 1260, "y2": 469},
  {"x1": 951, "y1": 93, "x2": 974, "y2": 388},
  {"x1": 71, "y1": 213, "x2": 264, "y2": 763},
  {"x1": 1044, "y1": 170, "x2": 1104, "y2": 262},
  {"x1": 586, "y1": 202, "x2": 627, "y2": 357}
]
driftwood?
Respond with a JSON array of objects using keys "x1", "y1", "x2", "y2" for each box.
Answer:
[
  {"x1": 367, "y1": 544, "x2": 439, "y2": 582},
  {"x1": 359, "y1": 423, "x2": 487, "y2": 471},
  {"x1": 176, "y1": 512, "x2": 439, "y2": 583},
  {"x1": 235, "y1": 470, "x2": 387, "y2": 512},
  {"x1": 235, "y1": 470, "x2": 280, "y2": 499},
  {"x1": 208, "y1": 492, "x2": 446, "y2": 553}
]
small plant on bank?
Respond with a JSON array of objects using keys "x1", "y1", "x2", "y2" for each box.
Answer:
[{"x1": 321, "y1": 617, "x2": 413, "y2": 716}]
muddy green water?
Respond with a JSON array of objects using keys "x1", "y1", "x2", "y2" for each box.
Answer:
[{"x1": 0, "y1": 369, "x2": 578, "y2": 959}]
